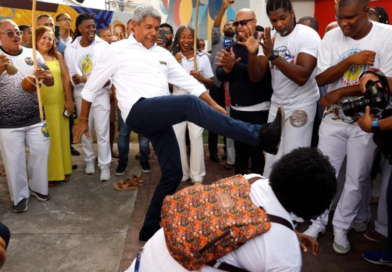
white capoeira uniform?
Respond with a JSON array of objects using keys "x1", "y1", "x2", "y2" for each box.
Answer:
[
  {"x1": 172, "y1": 53, "x2": 213, "y2": 183},
  {"x1": 258, "y1": 24, "x2": 321, "y2": 178},
  {"x1": 310, "y1": 22, "x2": 392, "y2": 232},
  {"x1": 0, "y1": 48, "x2": 50, "y2": 205},
  {"x1": 64, "y1": 36, "x2": 111, "y2": 169}
]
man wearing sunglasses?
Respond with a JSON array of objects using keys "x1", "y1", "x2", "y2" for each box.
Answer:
[
  {"x1": 0, "y1": 19, "x2": 54, "y2": 213},
  {"x1": 209, "y1": 0, "x2": 236, "y2": 164},
  {"x1": 56, "y1": 13, "x2": 73, "y2": 47},
  {"x1": 216, "y1": 9, "x2": 273, "y2": 176},
  {"x1": 37, "y1": 14, "x2": 66, "y2": 55}
]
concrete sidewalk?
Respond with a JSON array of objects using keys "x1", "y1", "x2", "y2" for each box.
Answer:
[{"x1": 0, "y1": 143, "x2": 390, "y2": 272}]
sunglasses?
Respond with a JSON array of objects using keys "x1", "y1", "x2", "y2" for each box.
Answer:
[
  {"x1": 58, "y1": 18, "x2": 72, "y2": 23},
  {"x1": 233, "y1": 18, "x2": 254, "y2": 27},
  {"x1": 0, "y1": 31, "x2": 23, "y2": 38}
]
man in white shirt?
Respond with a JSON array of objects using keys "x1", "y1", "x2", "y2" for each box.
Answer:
[
  {"x1": 73, "y1": 6, "x2": 284, "y2": 242},
  {"x1": 56, "y1": 13, "x2": 73, "y2": 47},
  {"x1": 243, "y1": 0, "x2": 321, "y2": 178},
  {"x1": 126, "y1": 147, "x2": 337, "y2": 272},
  {"x1": 303, "y1": 0, "x2": 392, "y2": 255},
  {"x1": 64, "y1": 13, "x2": 112, "y2": 182}
]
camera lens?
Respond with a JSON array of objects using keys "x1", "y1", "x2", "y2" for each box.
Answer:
[{"x1": 342, "y1": 97, "x2": 369, "y2": 116}]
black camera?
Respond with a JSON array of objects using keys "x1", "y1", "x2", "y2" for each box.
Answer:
[{"x1": 342, "y1": 80, "x2": 388, "y2": 116}]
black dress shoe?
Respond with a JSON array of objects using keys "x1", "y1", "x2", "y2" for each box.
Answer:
[
  {"x1": 259, "y1": 107, "x2": 285, "y2": 155},
  {"x1": 71, "y1": 147, "x2": 80, "y2": 156},
  {"x1": 139, "y1": 226, "x2": 160, "y2": 241},
  {"x1": 209, "y1": 153, "x2": 220, "y2": 163},
  {"x1": 72, "y1": 164, "x2": 78, "y2": 170}
]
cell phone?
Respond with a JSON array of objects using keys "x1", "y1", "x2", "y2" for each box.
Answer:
[
  {"x1": 55, "y1": 25, "x2": 60, "y2": 39},
  {"x1": 63, "y1": 109, "x2": 70, "y2": 118},
  {"x1": 159, "y1": 28, "x2": 166, "y2": 44}
]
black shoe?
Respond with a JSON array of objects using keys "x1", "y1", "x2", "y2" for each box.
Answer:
[
  {"x1": 13, "y1": 198, "x2": 29, "y2": 213},
  {"x1": 29, "y1": 189, "x2": 51, "y2": 201},
  {"x1": 221, "y1": 153, "x2": 227, "y2": 160},
  {"x1": 140, "y1": 160, "x2": 151, "y2": 173},
  {"x1": 115, "y1": 163, "x2": 127, "y2": 176},
  {"x1": 72, "y1": 164, "x2": 78, "y2": 170},
  {"x1": 139, "y1": 226, "x2": 160, "y2": 241},
  {"x1": 71, "y1": 147, "x2": 80, "y2": 156},
  {"x1": 209, "y1": 153, "x2": 219, "y2": 163},
  {"x1": 259, "y1": 107, "x2": 285, "y2": 155}
]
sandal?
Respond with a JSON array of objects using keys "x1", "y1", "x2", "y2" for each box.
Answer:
[
  {"x1": 114, "y1": 176, "x2": 141, "y2": 191},
  {"x1": 223, "y1": 163, "x2": 234, "y2": 170},
  {"x1": 0, "y1": 168, "x2": 6, "y2": 177},
  {"x1": 63, "y1": 175, "x2": 70, "y2": 182},
  {"x1": 49, "y1": 181, "x2": 54, "y2": 187}
]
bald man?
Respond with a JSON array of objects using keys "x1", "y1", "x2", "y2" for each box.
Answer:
[{"x1": 216, "y1": 8, "x2": 273, "y2": 176}]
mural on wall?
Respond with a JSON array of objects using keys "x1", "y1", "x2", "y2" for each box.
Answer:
[{"x1": 0, "y1": 0, "x2": 248, "y2": 40}]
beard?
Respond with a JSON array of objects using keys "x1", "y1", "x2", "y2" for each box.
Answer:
[
  {"x1": 165, "y1": 38, "x2": 173, "y2": 46},
  {"x1": 224, "y1": 29, "x2": 235, "y2": 37}
]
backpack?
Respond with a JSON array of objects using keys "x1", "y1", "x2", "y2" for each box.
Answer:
[{"x1": 161, "y1": 174, "x2": 293, "y2": 272}]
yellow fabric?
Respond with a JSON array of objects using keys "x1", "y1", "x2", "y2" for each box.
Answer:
[{"x1": 41, "y1": 60, "x2": 72, "y2": 181}]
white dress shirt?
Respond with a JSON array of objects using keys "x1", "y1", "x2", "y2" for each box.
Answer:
[{"x1": 81, "y1": 35, "x2": 207, "y2": 122}]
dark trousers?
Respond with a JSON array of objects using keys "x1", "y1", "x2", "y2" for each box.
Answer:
[
  {"x1": 69, "y1": 114, "x2": 74, "y2": 149},
  {"x1": 208, "y1": 84, "x2": 226, "y2": 155},
  {"x1": 126, "y1": 96, "x2": 261, "y2": 228},
  {"x1": 230, "y1": 108, "x2": 268, "y2": 175},
  {"x1": 0, "y1": 222, "x2": 10, "y2": 249},
  {"x1": 387, "y1": 165, "x2": 392, "y2": 252}
]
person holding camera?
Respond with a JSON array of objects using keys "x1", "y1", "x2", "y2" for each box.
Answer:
[
  {"x1": 303, "y1": 0, "x2": 392, "y2": 255},
  {"x1": 357, "y1": 71, "x2": 392, "y2": 267}
]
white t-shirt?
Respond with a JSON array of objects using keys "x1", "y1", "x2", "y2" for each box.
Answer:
[
  {"x1": 258, "y1": 24, "x2": 320, "y2": 109},
  {"x1": 126, "y1": 174, "x2": 302, "y2": 272},
  {"x1": 173, "y1": 53, "x2": 213, "y2": 95},
  {"x1": 317, "y1": 22, "x2": 392, "y2": 126}
]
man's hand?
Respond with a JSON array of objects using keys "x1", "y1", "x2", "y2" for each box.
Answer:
[
  {"x1": 320, "y1": 89, "x2": 341, "y2": 109},
  {"x1": 296, "y1": 232, "x2": 319, "y2": 256},
  {"x1": 175, "y1": 53, "x2": 182, "y2": 64},
  {"x1": 64, "y1": 100, "x2": 75, "y2": 115},
  {"x1": 360, "y1": 73, "x2": 381, "y2": 94},
  {"x1": 190, "y1": 70, "x2": 203, "y2": 81},
  {"x1": 216, "y1": 47, "x2": 240, "y2": 73},
  {"x1": 237, "y1": 25, "x2": 262, "y2": 55},
  {"x1": 35, "y1": 66, "x2": 47, "y2": 82},
  {"x1": 358, "y1": 106, "x2": 374, "y2": 132},
  {"x1": 157, "y1": 37, "x2": 164, "y2": 46},
  {"x1": 72, "y1": 74, "x2": 83, "y2": 85},
  {"x1": 0, "y1": 237, "x2": 6, "y2": 269},
  {"x1": 0, "y1": 54, "x2": 10, "y2": 75},
  {"x1": 222, "y1": 0, "x2": 235, "y2": 10},
  {"x1": 348, "y1": 50, "x2": 376, "y2": 66},
  {"x1": 73, "y1": 119, "x2": 89, "y2": 143},
  {"x1": 213, "y1": 103, "x2": 227, "y2": 115},
  {"x1": 260, "y1": 27, "x2": 274, "y2": 58}
]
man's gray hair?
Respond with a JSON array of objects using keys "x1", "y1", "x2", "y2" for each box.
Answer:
[{"x1": 132, "y1": 5, "x2": 161, "y2": 25}]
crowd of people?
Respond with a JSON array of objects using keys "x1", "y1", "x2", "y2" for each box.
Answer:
[{"x1": 0, "y1": 0, "x2": 392, "y2": 270}]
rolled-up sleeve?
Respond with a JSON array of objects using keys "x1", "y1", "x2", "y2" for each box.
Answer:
[
  {"x1": 166, "y1": 53, "x2": 207, "y2": 97},
  {"x1": 81, "y1": 46, "x2": 119, "y2": 103}
]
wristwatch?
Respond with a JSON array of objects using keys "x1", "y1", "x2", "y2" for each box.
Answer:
[
  {"x1": 371, "y1": 120, "x2": 381, "y2": 133},
  {"x1": 268, "y1": 50, "x2": 279, "y2": 62}
]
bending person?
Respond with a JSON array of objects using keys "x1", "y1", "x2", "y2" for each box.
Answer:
[{"x1": 73, "y1": 6, "x2": 284, "y2": 242}]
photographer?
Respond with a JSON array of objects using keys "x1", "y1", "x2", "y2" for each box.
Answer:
[{"x1": 358, "y1": 71, "x2": 392, "y2": 267}]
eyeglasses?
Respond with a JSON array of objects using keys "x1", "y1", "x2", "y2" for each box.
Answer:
[
  {"x1": 232, "y1": 18, "x2": 255, "y2": 27},
  {"x1": 164, "y1": 30, "x2": 172, "y2": 34},
  {"x1": 58, "y1": 18, "x2": 72, "y2": 23},
  {"x1": 0, "y1": 31, "x2": 23, "y2": 38}
]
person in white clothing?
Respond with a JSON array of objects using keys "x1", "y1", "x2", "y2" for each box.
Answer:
[
  {"x1": 303, "y1": 0, "x2": 392, "y2": 255},
  {"x1": 242, "y1": 0, "x2": 321, "y2": 178},
  {"x1": 0, "y1": 19, "x2": 54, "y2": 212},
  {"x1": 56, "y1": 13, "x2": 73, "y2": 47},
  {"x1": 64, "y1": 13, "x2": 112, "y2": 182},
  {"x1": 171, "y1": 26, "x2": 214, "y2": 185},
  {"x1": 126, "y1": 148, "x2": 337, "y2": 272}
]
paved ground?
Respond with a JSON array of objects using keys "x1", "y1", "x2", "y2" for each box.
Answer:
[{"x1": 0, "y1": 143, "x2": 390, "y2": 272}]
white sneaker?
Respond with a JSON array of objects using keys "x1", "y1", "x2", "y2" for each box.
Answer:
[
  {"x1": 303, "y1": 223, "x2": 326, "y2": 240},
  {"x1": 85, "y1": 160, "x2": 95, "y2": 175},
  {"x1": 100, "y1": 165, "x2": 111, "y2": 182},
  {"x1": 352, "y1": 220, "x2": 369, "y2": 232},
  {"x1": 333, "y1": 228, "x2": 351, "y2": 254}
]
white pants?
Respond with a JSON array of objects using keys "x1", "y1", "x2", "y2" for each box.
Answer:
[
  {"x1": 375, "y1": 159, "x2": 391, "y2": 237},
  {"x1": 263, "y1": 103, "x2": 316, "y2": 178},
  {"x1": 311, "y1": 121, "x2": 377, "y2": 231},
  {"x1": 225, "y1": 106, "x2": 235, "y2": 165},
  {"x1": 0, "y1": 122, "x2": 50, "y2": 205},
  {"x1": 173, "y1": 121, "x2": 205, "y2": 182},
  {"x1": 75, "y1": 92, "x2": 111, "y2": 167}
]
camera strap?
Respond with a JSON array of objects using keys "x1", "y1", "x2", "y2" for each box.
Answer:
[{"x1": 360, "y1": 68, "x2": 391, "y2": 110}]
